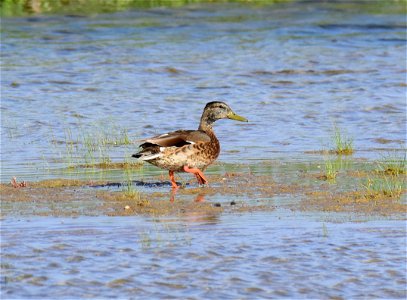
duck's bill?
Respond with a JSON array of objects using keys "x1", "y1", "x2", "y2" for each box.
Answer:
[{"x1": 228, "y1": 112, "x2": 248, "y2": 122}]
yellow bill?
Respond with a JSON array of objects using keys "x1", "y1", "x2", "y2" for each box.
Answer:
[{"x1": 227, "y1": 111, "x2": 248, "y2": 122}]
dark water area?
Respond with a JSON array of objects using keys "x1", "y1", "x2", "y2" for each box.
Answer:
[{"x1": 1, "y1": 1, "x2": 406, "y2": 299}]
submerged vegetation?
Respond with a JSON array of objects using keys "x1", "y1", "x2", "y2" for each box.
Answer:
[{"x1": 52, "y1": 120, "x2": 137, "y2": 171}]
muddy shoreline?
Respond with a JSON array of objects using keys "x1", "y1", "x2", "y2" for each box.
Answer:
[{"x1": 2, "y1": 166, "x2": 405, "y2": 218}]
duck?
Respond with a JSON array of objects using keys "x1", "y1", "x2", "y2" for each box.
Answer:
[{"x1": 132, "y1": 101, "x2": 248, "y2": 188}]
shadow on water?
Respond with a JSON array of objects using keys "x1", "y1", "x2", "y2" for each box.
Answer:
[
  {"x1": 91, "y1": 180, "x2": 207, "y2": 201},
  {"x1": 90, "y1": 180, "x2": 192, "y2": 189}
]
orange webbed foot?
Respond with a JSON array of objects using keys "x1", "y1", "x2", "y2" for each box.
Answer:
[{"x1": 183, "y1": 166, "x2": 208, "y2": 186}]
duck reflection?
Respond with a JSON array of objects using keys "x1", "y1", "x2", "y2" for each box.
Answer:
[
  {"x1": 167, "y1": 188, "x2": 221, "y2": 223},
  {"x1": 170, "y1": 187, "x2": 206, "y2": 203}
]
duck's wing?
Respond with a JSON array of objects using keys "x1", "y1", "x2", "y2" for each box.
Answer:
[
  {"x1": 142, "y1": 130, "x2": 210, "y2": 147},
  {"x1": 133, "y1": 130, "x2": 211, "y2": 161}
]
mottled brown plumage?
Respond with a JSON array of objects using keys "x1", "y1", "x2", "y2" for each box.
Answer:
[{"x1": 132, "y1": 101, "x2": 247, "y2": 188}]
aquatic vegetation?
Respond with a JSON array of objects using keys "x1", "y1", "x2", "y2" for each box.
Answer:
[
  {"x1": 375, "y1": 150, "x2": 406, "y2": 176},
  {"x1": 63, "y1": 128, "x2": 77, "y2": 168},
  {"x1": 302, "y1": 157, "x2": 406, "y2": 214},
  {"x1": 311, "y1": 127, "x2": 354, "y2": 157},
  {"x1": 103, "y1": 165, "x2": 151, "y2": 209},
  {"x1": 76, "y1": 161, "x2": 143, "y2": 170},
  {"x1": 357, "y1": 151, "x2": 407, "y2": 199},
  {"x1": 51, "y1": 120, "x2": 136, "y2": 172},
  {"x1": 363, "y1": 173, "x2": 405, "y2": 199},
  {"x1": 321, "y1": 157, "x2": 339, "y2": 182},
  {"x1": 122, "y1": 168, "x2": 140, "y2": 199},
  {"x1": 2, "y1": 158, "x2": 406, "y2": 218},
  {"x1": 121, "y1": 185, "x2": 142, "y2": 201},
  {"x1": 317, "y1": 156, "x2": 353, "y2": 182},
  {"x1": 331, "y1": 126, "x2": 354, "y2": 155},
  {"x1": 304, "y1": 189, "x2": 406, "y2": 215}
]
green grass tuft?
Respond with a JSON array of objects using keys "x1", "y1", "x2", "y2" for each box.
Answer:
[
  {"x1": 375, "y1": 150, "x2": 406, "y2": 176},
  {"x1": 332, "y1": 126, "x2": 354, "y2": 155},
  {"x1": 122, "y1": 164, "x2": 142, "y2": 200},
  {"x1": 323, "y1": 158, "x2": 339, "y2": 182},
  {"x1": 362, "y1": 150, "x2": 407, "y2": 199},
  {"x1": 55, "y1": 120, "x2": 135, "y2": 170},
  {"x1": 363, "y1": 174, "x2": 405, "y2": 199}
]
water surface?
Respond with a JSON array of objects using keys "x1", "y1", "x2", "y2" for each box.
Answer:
[
  {"x1": 2, "y1": 214, "x2": 406, "y2": 299},
  {"x1": 1, "y1": 1, "x2": 406, "y2": 182},
  {"x1": 1, "y1": 1, "x2": 406, "y2": 299}
]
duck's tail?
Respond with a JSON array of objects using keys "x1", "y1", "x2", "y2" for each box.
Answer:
[{"x1": 132, "y1": 146, "x2": 161, "y2": 161}]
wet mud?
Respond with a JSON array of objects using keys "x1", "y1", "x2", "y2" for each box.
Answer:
[
  {"x1": 1, "y1": 164, "x2": 405, "y2": 218},
  {"x1": 303, "y1": 190, "x2": 406, "y2": 215},
  {"x1": 0, "y1": 172, "x2": 283, "y2": 217}
]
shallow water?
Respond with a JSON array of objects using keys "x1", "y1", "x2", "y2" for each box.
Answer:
[
  {"x1": 1, "y1": 1, "x2": 406, "y2": 182},
  {"x1": 1, "y1": 214, "x2": 406, "y2": 299},
  {"x1": 1, "y1": 1, "x2": 406, "y2": 299}
]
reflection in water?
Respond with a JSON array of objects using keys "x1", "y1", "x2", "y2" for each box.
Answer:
[
  {"x1": 167, "y1": 189, "x2": 221, "y2": 225},
  {"x1": 194, "y1": 193, "x2": 205, "y2": 202},
  {"x1": 181, "y1": 211, "x2": 220, "y2": 225},
  {"x1": 170, "y1": 187, "x2": 206, "y2": 203},
  {"x1": 170, "y1": 186, "x2": 179, "y2": 202}
]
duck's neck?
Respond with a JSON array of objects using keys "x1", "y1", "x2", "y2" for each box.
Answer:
[
  {"x1": 198, "y1": 111, "x2": 215, "y2": 132},
  {"x1": 198, "y1": 113, "x2": 220, "y2": 160},
  {"x1": 198, "y1": 121, "x2": 212, "y2": 132},
  {"x1": 198, "y1": 117, "x2": 218, "y2": 142}
]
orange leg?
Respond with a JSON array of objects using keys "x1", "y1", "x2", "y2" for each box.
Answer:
[
  {"x1": 183, "y1": 166, "x2": 208, "y2": 185},
  {"x1": 169, "y1": 171, "x2": 179, "y2": 189}
]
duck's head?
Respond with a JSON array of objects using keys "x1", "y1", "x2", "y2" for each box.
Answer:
[{"x1": 199, "y1": 101, "x2": 248, "y2": 130}]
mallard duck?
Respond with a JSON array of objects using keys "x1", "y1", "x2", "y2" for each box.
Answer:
[{"x1": 132, "y1": 101, "x2": 248, "y2": 188}]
